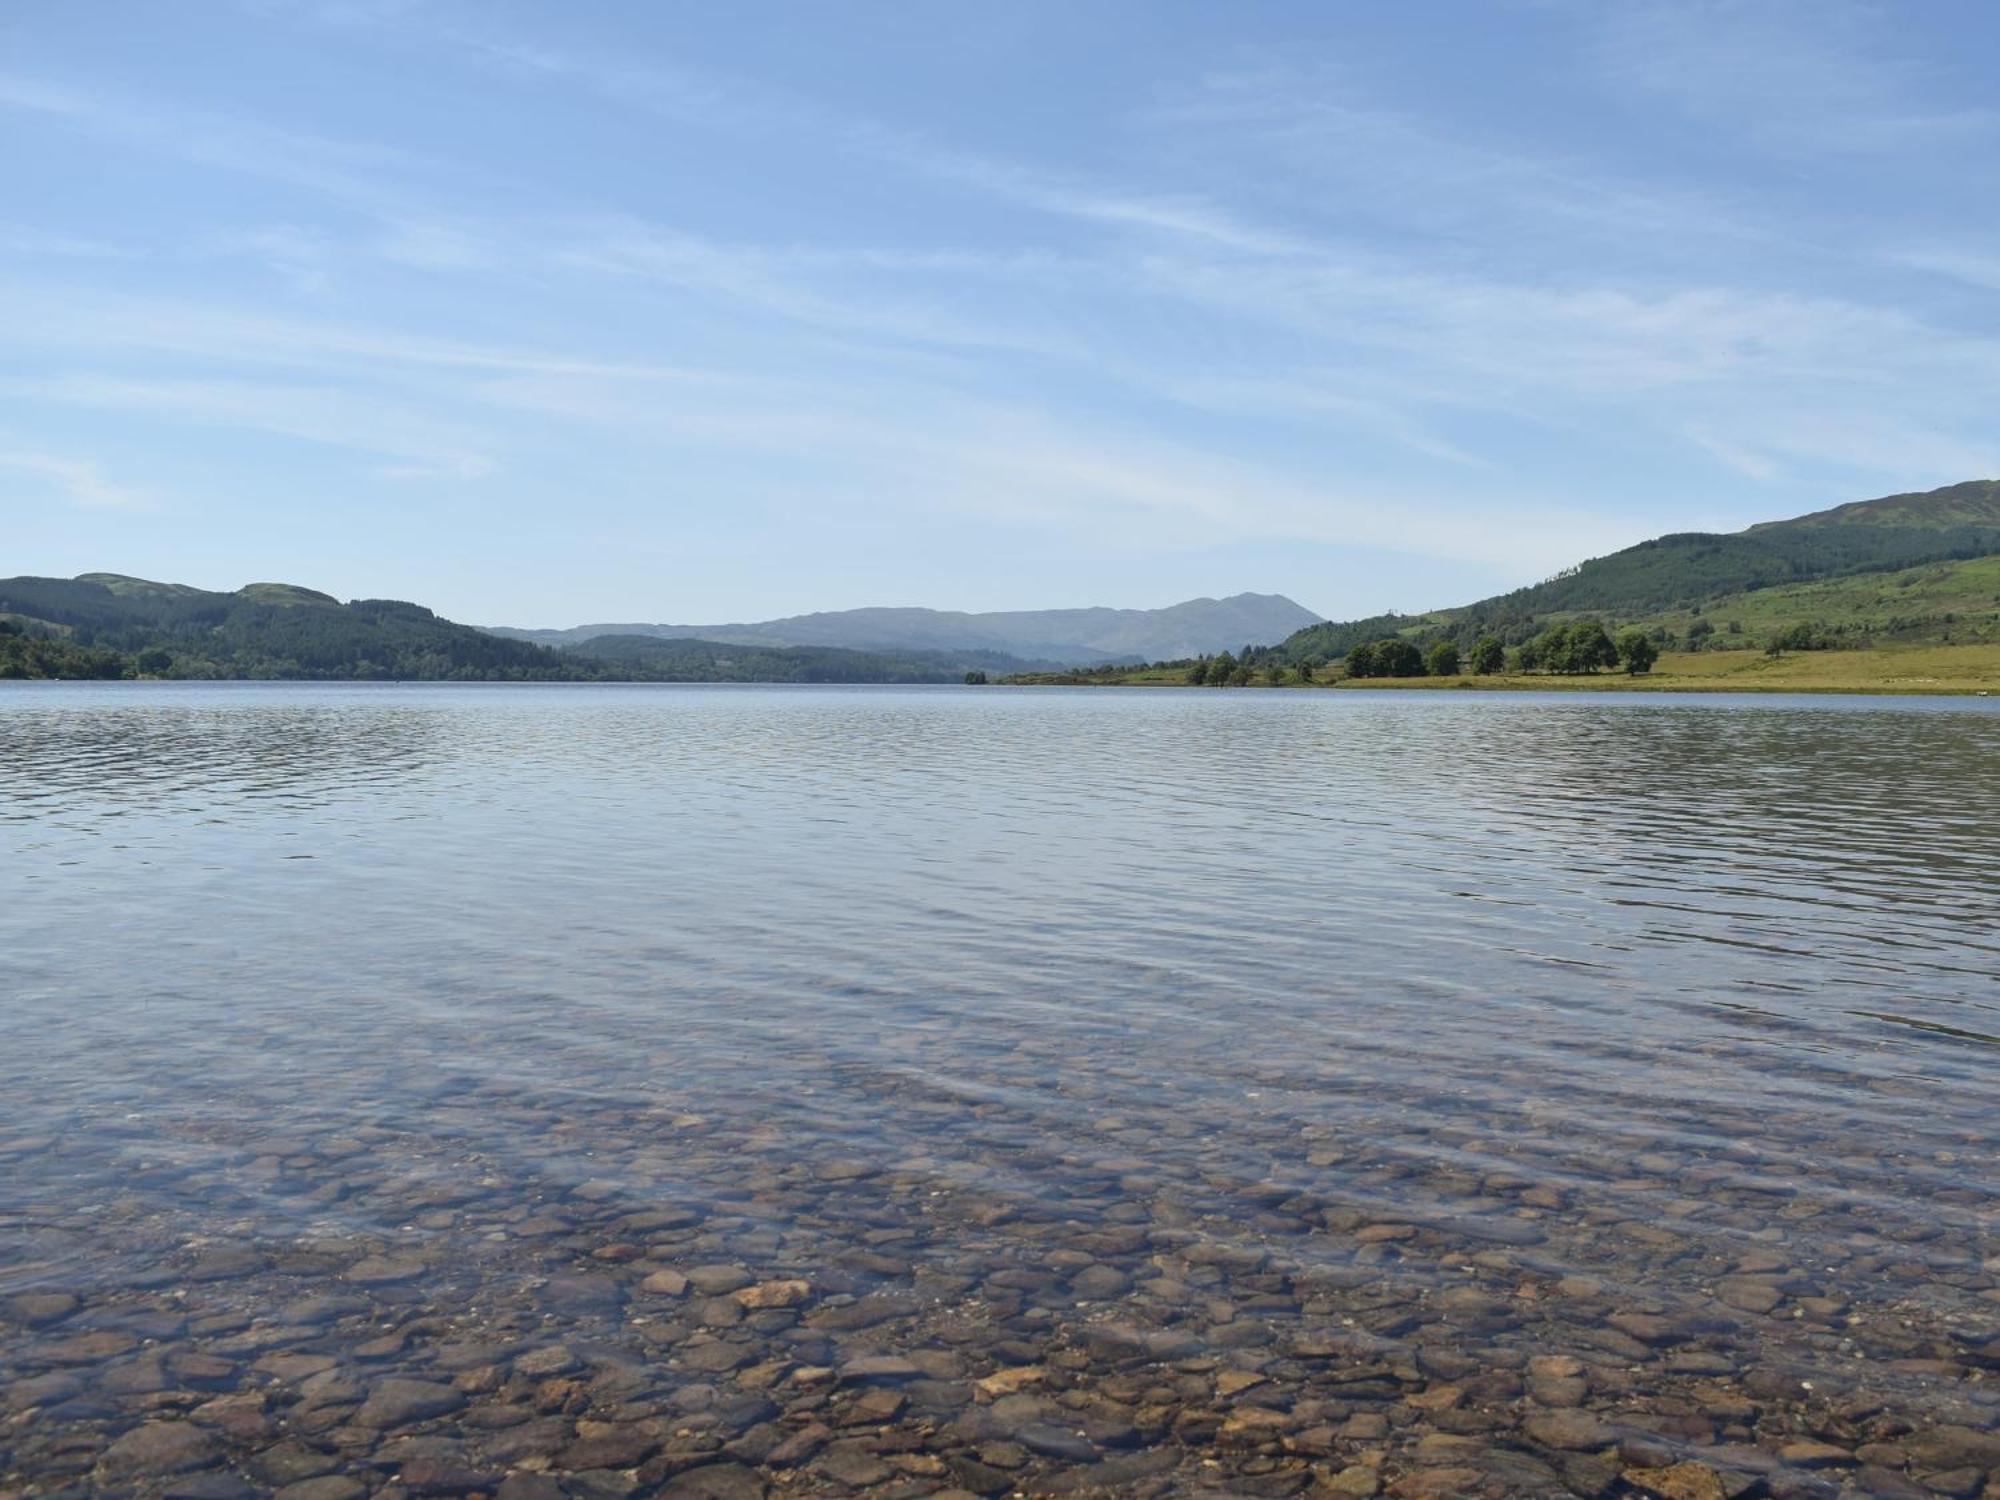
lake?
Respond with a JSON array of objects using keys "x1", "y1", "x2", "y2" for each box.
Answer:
[{"x1": 2, "y1": 683, "x2": 1996, "y2": 1499}]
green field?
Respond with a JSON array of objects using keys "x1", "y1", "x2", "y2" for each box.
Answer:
[{"x1": 1625, "y1": 553, "x2": 2000, "y2": 646}]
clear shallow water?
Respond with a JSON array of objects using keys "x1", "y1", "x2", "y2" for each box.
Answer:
[{"x1": 2, "y1": 682, "x2": 1996, "y2": 1499}]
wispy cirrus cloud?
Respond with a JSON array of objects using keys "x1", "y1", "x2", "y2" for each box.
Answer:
[
  {"x1": 463, "y1": 355, "x2": 1639, "y2": 573},
  {"x1": 8, "y1": 1, "x2": 2000, "y2": 620},
  {"x1": 0, "y1": 373, "x2": 499, "y2": 481},
  {"x1": 1150, "y1": 63, "x2": 1767, "y2": 260},
  {"x1": 277, "y1": 5, "x2": 1313, "y2": 260},
  {"x1": 0, "y1": 450, "x2": 155, "y2": 511},
  {"x1": 0, "y1": 280, "x2": 731, "y2": 384},
  {"x1": 275, "y1": 4, "x2": 2000, "y2": 492},
  {"x1": 1890, "y1": 248, "x2": 2000, "y2": 294},
  {"x1": 1578, "y1": 0, "x2": 1998, "y2": 153},
  {"x1": 0, "y1": 226, "x2": 140, "y2": 260},
  {"x1": 0, "y1": 72, "x2": 433, "y2": 212}
]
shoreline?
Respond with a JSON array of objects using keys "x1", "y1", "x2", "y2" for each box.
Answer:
[
  {"x1": 1006, "y1": 643, "x2": 2000, "y2": 696},
  {"x1": 4, "y1": 676, "x2": 1995, "y2": 697},
  {"x1": 1007, "y1": 677, "x2": 1998, "y2": 696}
]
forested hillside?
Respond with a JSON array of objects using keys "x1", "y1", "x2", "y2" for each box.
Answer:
[
  {"x1": 0, "y1": 574, "x2": 1041, "y2": 682},
  {"x1": 1282, "y1": 480, "x2": 2000, "y2": 664},
  {"x1": 0, "y1": 574, "x2": 600, "y2": 680}
]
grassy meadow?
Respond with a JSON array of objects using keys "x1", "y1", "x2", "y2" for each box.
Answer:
[{"x1": 1628, "y1": 554, "x2": 2000, "y2": 647}]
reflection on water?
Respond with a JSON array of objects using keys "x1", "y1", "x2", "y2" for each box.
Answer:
[{"x1": 2, "y1": 682, "x2": 1996, "y2": 1499}]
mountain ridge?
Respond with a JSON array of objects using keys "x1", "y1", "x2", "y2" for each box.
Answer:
[
  {"x1": 483, "y1": 591, "x2": 1322, "y2": 665},
  {"x1": 1744, "y1": 478, "x2": 2000, "y2": 532}
]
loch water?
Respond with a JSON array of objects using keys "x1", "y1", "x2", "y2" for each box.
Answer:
[{"x1": 2, "y1": 683, "x2": 1997, "y2": 1499}]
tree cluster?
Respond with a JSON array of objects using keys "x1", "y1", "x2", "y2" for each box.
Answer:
[
  {"x1": 1340, "y1": 634, "x2": 1505, "y2": 679},
  {"x1": 1468, "y1": 635, "x2": 1506, "y2": 674},
  {"x1": 1343, "y1": 638, "x2": 1427, "y2": 678},
  {"x1": 1186, "y1": 650, "x2": 1255, "y2": 686},
  {"x1": 1765, "y1": 622, "x2": 1830, "y2": 655},
  {"x1": 1517, "y1": 619, "x2": 1618, "y2": 673}
]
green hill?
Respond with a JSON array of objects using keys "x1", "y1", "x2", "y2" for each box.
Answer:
[
  {"x1": 0, "y1": 573, "x2": 604, "y2": 680},
  {"x1": 1280, "y1": 479, "x2": 2000, "y2": 664}
]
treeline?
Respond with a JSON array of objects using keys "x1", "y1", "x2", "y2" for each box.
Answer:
[
  {"x1": 0, "y1": 620, "x2": 132, "y2": 679},
  {"x1": 1342, "y1": 620, "x2": 1657, "y2": 678},
  {"x1": 1128, "y1": 619, "x2": 1662, "y2": 686},
  {"x1": 571, "y1": 634, "x2": 1032, "y2": 684},
  {"x1": 1291, "y1": 602, "x2": 1858, "y2": 661},
  {"x1": 1186, "y1": 648, "x2": 1314, "y2": 686},
  {"x1": 1280, "y1": 600, "x2": 1900, "y2": 680},
  {"x1": 1120, "y1": 622, "x2": 1658, "y2": 684}
]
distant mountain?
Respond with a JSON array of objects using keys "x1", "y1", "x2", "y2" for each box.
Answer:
[
  {"x1": 485, "y1": 592, "x2": 1322, "y2": 665},
  {"x1": 0, "y1": 573, "x2": 1045, "y2": 682},
  {"x1": 1278, "y1": 479, "x2": 2000, "y2": 662}
]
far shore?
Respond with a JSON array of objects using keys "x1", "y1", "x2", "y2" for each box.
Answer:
[{"x1": 1007, "y1": 643, "x2": 2000, "y2": 695}]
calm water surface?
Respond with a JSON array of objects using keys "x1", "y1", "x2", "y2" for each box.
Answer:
[{"x1": 2, "y1": 684, "x2": 1996, "y2": 1499}]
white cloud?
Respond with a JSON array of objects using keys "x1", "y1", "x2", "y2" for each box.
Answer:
[
  {"x1": 374, "y1": 221, "x2": 492, "y2": 271},
  {"x1": 1891, "y1": 249, "x2": 2000, "y2": 294},
  {"x1": 0, "y1": 227, "x2": 138, "y2": 260},
  {"x1": 1, "y1": 374, "x2": 498, "y2": 479},
  {"x1": 465, "y1": 364, "x2": 1635, "y2": 574},
  {"x1": 0, "y1": 451, "x2": 154, "y2": 511},
  {"x1": 207, "y1": 224, "x2": 338, "y2": 295},
  {"x1": 552, "y1": 225, "x2": 1087, "y2": 360},
  {"x1": 1154, "y1": 64, "x2": 1765, "y2": 258},
  {"x1": 0, "y1": 72, "x2": 429, "y2": 211},
  {"x1": 295, "y1": 8, "x2": 1313, "y2": 259},
  {"x1": 1683, "y1": 411, "x2": 2000, "y2": 493},
  {"x1": 0, "y1": 282, "x2": 731, "y2": 383}
]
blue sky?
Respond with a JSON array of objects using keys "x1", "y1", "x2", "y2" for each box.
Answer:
[{"x1": 4, "y1": 1, "x2": 1999, "y2": 625}]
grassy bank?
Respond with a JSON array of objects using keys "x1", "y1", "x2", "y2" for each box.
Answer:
[{"x1": 1012, "y1": 643, "x2": 2000, "y2": 694}]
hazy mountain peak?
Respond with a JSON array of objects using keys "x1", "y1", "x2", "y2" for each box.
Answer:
[{"x1": 486, "y1": 593, "x2": 1323, "y2": 666}]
